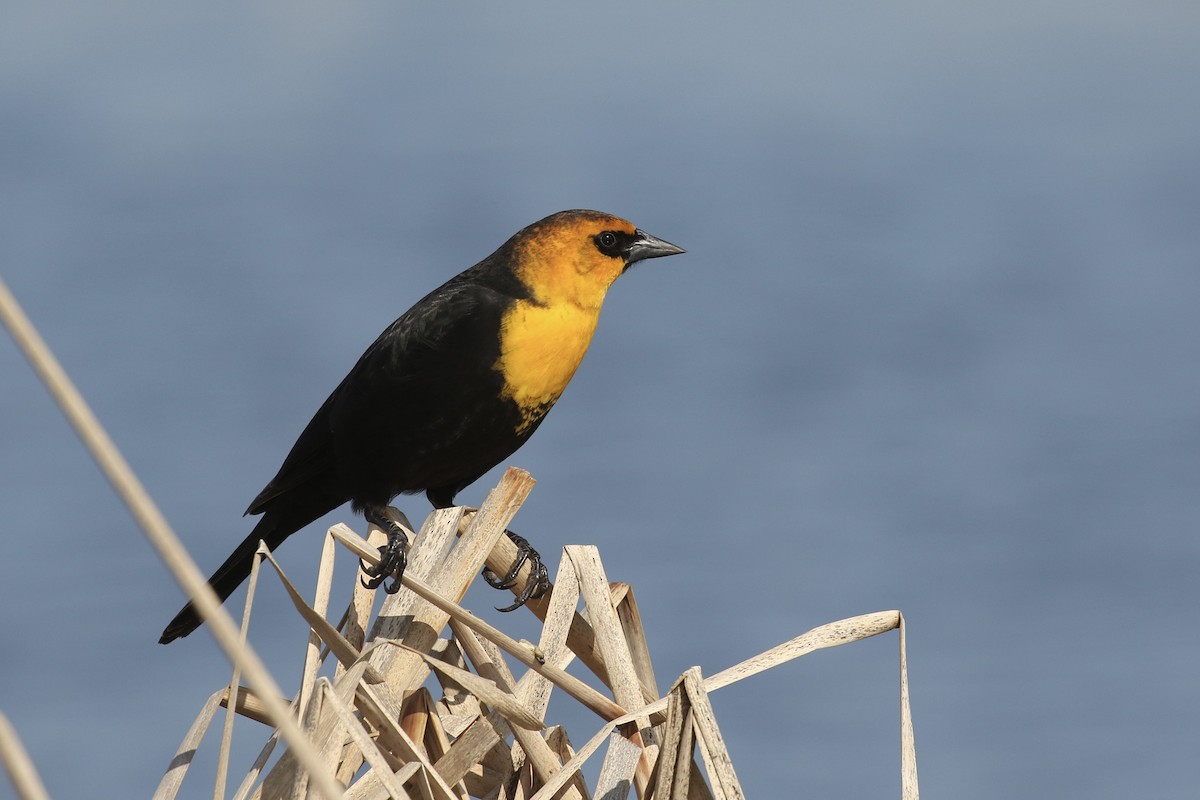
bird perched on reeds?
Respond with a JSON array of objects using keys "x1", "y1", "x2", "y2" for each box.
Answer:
[{"x1": 159, "y1": 209, "x2": 685, "y2": 643}]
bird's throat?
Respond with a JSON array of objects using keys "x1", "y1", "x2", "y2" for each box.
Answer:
[{"x1": 493, "y1": 298, "x2": 601, "y2": 433}]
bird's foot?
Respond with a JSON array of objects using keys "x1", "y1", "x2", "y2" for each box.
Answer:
[
  {"x1": 360, "y1": 507, "x2": 409, "y2": 594},
  {"x1": 483, "y1": 531, "x2": 550, "y2": 611}
]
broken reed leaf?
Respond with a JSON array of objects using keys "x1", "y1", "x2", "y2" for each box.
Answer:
[{"x1": 401, "y1": 644, "x2": 544, "y2": 732}]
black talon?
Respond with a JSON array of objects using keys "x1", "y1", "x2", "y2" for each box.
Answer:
[
  {"x1": 482, "y1": 537, "x2": 529, "y2": 590},
  {"x1": 484, "y1": 531, "x2": 551, "y2": 612},
  {"x1": 360, "y1": 506, "x2": 409, "y2": 594}
]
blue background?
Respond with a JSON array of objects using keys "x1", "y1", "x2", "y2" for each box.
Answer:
[{"x1": 2, "y1": 3, "x2": 1198, "y2": 797}]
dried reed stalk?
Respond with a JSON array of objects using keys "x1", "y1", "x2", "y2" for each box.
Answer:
[{"x1": 143, "y1": 467, "x2": 919, "y2": 800}]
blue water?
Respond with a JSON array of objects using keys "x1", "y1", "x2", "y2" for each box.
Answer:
[{"x1": 3, "y1": 4, "x2": 1198, "y2": 797}]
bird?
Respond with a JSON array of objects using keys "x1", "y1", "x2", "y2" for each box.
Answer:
[{"x1": 159, "y1": 209, "x2": 685, "y2": 643}]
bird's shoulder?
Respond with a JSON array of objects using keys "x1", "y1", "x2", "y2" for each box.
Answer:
[{"x1": 361, "y1": 256, "x2": 528, "y2": 365}]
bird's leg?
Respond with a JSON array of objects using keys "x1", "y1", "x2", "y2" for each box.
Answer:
[
  {"x1": 360, "y1": 506, "x2": 409, "y2": 594},
  {"x1": 483, "y1": 530, "x2": 551, "y2": 612}
]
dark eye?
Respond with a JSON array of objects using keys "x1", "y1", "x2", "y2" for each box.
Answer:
[{"x1": 596, "y1": 231, "x2": 622, "y2": 256}]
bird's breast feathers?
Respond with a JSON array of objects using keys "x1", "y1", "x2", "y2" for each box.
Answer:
[{"x1": 493, "y1": 298, "x2": 601, "y2": 432}]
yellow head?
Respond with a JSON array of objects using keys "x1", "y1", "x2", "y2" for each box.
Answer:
[{"x1": 509, "y1": 209, "x2": 685, "y2": 309}]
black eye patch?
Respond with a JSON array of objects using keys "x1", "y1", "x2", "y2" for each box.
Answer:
[{"x1": 594, "y1": 230, "x2": 633, "y2": 258}]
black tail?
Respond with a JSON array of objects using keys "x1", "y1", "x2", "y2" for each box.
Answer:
[{"x1": 158, "y1": 491, "x2": 344, "y2": 644}]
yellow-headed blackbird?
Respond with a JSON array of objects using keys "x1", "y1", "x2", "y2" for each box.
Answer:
[{"x1": 159, "y1": 210, "x2": 684, "y2": 643}]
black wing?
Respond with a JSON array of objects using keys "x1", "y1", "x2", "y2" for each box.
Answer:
[{"x1": 246, "y1": 275, "x2": 515, "y2": 515}]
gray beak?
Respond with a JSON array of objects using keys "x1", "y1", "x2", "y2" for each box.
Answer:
[{"x1": 626, "y1": 228, "x2": 686, "y2": 265}]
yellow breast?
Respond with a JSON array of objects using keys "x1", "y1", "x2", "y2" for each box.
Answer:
[{"x1": 494, "y1": 299, "x2": 601, "y2": 432}]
